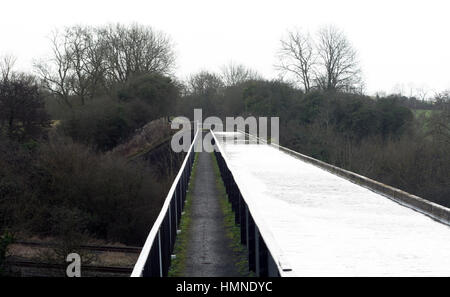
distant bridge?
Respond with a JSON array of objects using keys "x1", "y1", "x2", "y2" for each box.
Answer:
[{"x1": 132, "y1": 128, "x2": 450, "y2": 277}]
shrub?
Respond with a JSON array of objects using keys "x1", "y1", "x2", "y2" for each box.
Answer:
[
  {"x1": 118, "y1": 73, "x2": 179, "y2": 119},
  {"x1": 0, "y1": 75, "x2": 50, "y2": 142},
  {"x1": 58, "y1": 96, "x2": 135, "y2": 151},
  {"x1": 0, "y1": 135, "x2": 166, "y2": 245},
  {"x1": 0, "y1": 230, "x2": 14, "y2": 274},
  {"x1": 58, "y1": 74, "x2": 180, "y2": 151}
]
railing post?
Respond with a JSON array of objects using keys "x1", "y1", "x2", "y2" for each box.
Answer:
[
  {"x1": 161, "y1": 213, "x2": 171, "y2": 277},
  {"x1": 268, "y1": 253, "x2": 279, "y2": 277},
  {"x1": 240, "y1": 200, "x2": 247, "y2": 245},
  {"x1": 158, "y1": 230, "x2": 163, "y2": 277},
  {"x1": 259, "y1": 235, "x2": 269, "y2": 277},
  {"x1": 247, "y1": 211, "x2": 256, "y2": 272},
  {"x1": 179, "y1": 179, "x2": 183, "y2": 211},
  {"x1": 230, "y1": 176, "x2": 235, "y2": 212},
  {"x1": 178, "y1": 183, "x2": 182, "y2": 221},
  {"x1": 183, "y1": 165, "x2": 187, "y2": 202},
  {"x1": 168, "y1": 205, "x2": 172, "y2": 252},
  {"x1": 174, "y1": 191, "x2": 178, "y2": 230},
  {"x1": 255, "y1": 225, "x2": 260, "y2": 276},
  {"x1": 235, "y1": 185, "x2": 240, "y2": 225}
]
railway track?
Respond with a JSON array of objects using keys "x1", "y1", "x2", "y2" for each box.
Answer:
[
  {"x1": 6, "y1": 259, "x2": 133, "y2": 275},
  {"x1": 6, "y1": 241, "x2": 139, "y2": 276},
  {"x1": 14, "y1": 241, "x2": 142, "y2": 254}
]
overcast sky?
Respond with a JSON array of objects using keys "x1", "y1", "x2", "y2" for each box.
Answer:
[{"x1": 1, "y1": 0, "x2": 449, "y2": 96}]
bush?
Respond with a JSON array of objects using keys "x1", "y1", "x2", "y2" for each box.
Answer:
[
  {"x1": 58, "y1": 96, "x2": 135, "y2": 151},
  {"x1": 0, "y1": 230, "x2": 14, "y2": 274},
  {"x1": 0, "y1": 75, "x2": 50, "y2": 142},
  {"x1": 118, "y1": 73, "x2": 179, "y2": 119},
  {"x1": 57, "y1": 74, "x2": 179, "y2": 151},
  {"x1": 0, "y1": 136, "x2": 166, "y2": 245},
  {"x1": 243, "y1": 80, "x2": 302, "y2": 118}
]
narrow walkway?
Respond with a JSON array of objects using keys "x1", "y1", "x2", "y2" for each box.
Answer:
[{"x1": 182, "y1": 151, "x2": 241, "y2": 277}]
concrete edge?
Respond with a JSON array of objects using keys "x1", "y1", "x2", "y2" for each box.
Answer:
[
  {"x1": 233, "y1": 128, "x2": 450, "y2": 226},
  {"x1": 275, "y1": 144, "x2": 450, "y2": 226}
]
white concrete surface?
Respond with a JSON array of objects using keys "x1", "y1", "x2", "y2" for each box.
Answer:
[{"x1": 214, "y1": 131, "x2": 450, "y2": 277}]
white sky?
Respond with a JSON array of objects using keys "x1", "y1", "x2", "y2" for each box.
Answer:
[{"x1": 1, "y1": 0, "x2": 449, "y2": 96}]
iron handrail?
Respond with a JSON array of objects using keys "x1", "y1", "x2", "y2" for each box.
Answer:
[
  {"x1": 211, "y1": 130, "x2": 295, "y2": 277},
  {"x1": 131, "y1": 125, "x2": 200, "y2": 277}
]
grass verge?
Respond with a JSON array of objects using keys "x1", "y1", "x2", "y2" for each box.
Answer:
[
  {"x1": 168, "y1": 152, "x2": 198, "y2": 277},
  {"x1": 211, "y1": 153, "x2": 254, "y2": 277}
]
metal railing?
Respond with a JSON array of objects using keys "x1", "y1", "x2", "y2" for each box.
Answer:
[
  {"x1": 131, "y1": 127, "x2": 200, "y2": 277},
  {"x1": 133, "y1": 125, "x2": 450, "y2": 277},
  {"x1": 211, "y1": 130, "x2": 294, "y2": 277}
]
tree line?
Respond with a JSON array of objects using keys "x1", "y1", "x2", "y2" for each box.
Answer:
[
  {"x1": 177, "y1": 73, "x2": 449, "y2": 207},
  {"x1": 35, "y1": 23, "x2": 175, "y2": 107}
]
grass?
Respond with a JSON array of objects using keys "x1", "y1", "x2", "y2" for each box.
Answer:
[
  {"x1": 412, "y1": 109, "x2": 442, "y2": 134},
  {"x1": 168, "y1": 152, "x2": 252, "y2": 277},
  {"x1": 413, "y1": 109, "x2": 435, "y2": 118},
  {"x1": 211, "y1": 153, "x2": 254, "y2": 277},
  {"x1": 167, "y1": 152, "x2": 198, "y2": 277}
]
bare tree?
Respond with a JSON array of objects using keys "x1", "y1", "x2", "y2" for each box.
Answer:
[
  {"x1": 430, "y1": 91, "x2": 450, "y2": 145},
  {"x1": 83, "y1": 27, "x2": 107, "y2": 98},
  {"x1": 34, "y1": 24, "x2": 175, "y2": 107},
  {"x1": 34, "y1": 30, "x2": 73, "y2": 107},
  {"x1": 65, "y1": 26, "x2": 91, "y2": 105},
  {"x1": 64, "y1": 26, "x2": 107, "y2": 104},
  {"x1": 0, "y1": 55, "x2": 17, "y2": 82},
  {"x1": 187, "y1": 71, "x2": 224, "y2": 96},
  {"x1": 221, "y1": 62, "x2": 260, "y2": 86},
  {"x1": 102, "y1": 23, "x2": 175, "y2": 84},
  {"x1": 315, "y1": 26, "x2": 361, "y2": 92},
  {"x1": 277, "y1": 30, "x2": 315, "y2": 92},
  {"x1": 186, "y1": 71, "x2": 224, "y2": 116}
]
